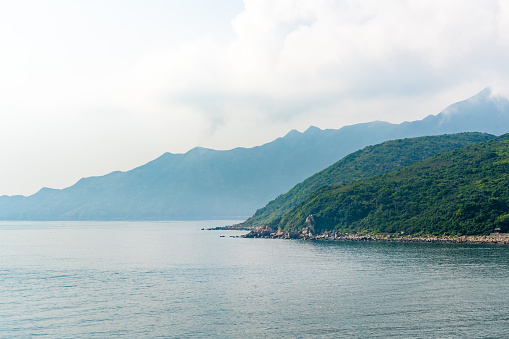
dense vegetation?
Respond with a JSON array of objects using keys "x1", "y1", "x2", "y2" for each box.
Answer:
[
  {"x1": 242, "y1": 133, "x2": 495, "y2": 228},
  {"x1": 271, "y1": 134, "x2": 509, "y2": 236}
]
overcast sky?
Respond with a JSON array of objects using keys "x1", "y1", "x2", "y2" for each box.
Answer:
[{"x1": 1, "y1": 0, "x2": 509, "y2": 196}]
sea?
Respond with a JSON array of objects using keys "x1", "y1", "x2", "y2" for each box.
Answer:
[{"x1": 1, "y1": 220, "x2": 509, "y2": 338}]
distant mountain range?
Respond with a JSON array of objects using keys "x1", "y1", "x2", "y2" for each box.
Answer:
[{"x1": 1, "y1": 88, "x2": 509, "y2": 220}]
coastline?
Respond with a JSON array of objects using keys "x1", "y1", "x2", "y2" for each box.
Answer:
[
  {"x1": 241, "y1": 226, "x2": 509, "y2": 245},
  {"x1": 206, "y1": 224, "x2": 254, "y2": 231}
]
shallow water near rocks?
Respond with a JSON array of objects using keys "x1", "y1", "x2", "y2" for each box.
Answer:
[{"x1": 1, "y1": 220, "x2": 509, "y2": 338}]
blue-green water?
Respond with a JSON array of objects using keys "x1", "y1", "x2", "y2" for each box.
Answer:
[{"x1": 1, "y1": 221, "x2": 509, "y2": 338}]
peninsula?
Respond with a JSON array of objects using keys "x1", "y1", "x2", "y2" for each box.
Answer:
[{"x1": 240, "y1": 133, "x2": 509, "y2": 243}]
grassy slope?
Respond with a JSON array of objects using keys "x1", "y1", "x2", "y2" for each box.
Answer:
[
  {"x1": 242, "y1": 133, "x2": 496, "y2": 228},
  {"x1": 272, "y1": 134, "x2": 509, "y2": 236}
]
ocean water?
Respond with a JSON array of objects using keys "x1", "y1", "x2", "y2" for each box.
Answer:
[{"x1": 1, "y1": 221, "x2": 509, "y2": 338}]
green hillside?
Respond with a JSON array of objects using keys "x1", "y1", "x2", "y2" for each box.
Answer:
[
  {"x1": 271, "y1": 134, "x2": 509, "y2": 236},
  {"x1": 241, "y1": 133, "x2": 495, "y2": 228}
]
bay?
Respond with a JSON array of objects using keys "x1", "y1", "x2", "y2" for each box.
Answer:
[{"x1": 1, "y1": 220, "x2": 509, "y2": 338}]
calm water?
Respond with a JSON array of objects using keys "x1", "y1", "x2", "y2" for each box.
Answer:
[{"x1": 1, "y1": 221, "x2": 509, "y2": 338}]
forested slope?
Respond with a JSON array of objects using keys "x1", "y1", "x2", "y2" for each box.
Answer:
[
  {"x1": 241, "y1": 133, "x2": 495, "y2": 228},
  {"x1": 271, "y1": 134, "x2": 509, "y2": 236}
]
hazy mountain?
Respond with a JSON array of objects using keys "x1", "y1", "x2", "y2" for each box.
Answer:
[{"x1": 1, "y1": 88, "x2": 508, "y2": 220}]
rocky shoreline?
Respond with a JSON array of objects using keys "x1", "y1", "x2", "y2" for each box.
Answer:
[
  {"x1": 205, "y1": 224, "x2": 254, "y2": 231},
  {"x1": 242, "y1": 226, "x2": 509, "y2": 245}
]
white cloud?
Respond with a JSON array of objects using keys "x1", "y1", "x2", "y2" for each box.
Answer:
[{"x1": 138, "y1": 0, "x2": 509, "y2": 115}]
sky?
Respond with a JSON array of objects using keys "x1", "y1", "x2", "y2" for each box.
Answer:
[{"x1": 1, "y1": 0, "x2": 509, "y2": 196}]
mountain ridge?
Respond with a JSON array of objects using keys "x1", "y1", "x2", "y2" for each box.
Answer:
[{"x1": 1, "y1": 88, "x2": 509, "y2": 220}]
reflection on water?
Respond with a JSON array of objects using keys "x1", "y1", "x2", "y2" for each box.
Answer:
[{"x1": 1, "y1": 221, "x2": 509, "y2": 337}]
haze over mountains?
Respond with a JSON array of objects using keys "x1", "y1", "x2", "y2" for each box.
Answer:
[{"x1": 1, "y1": 88, "x2": 509, "y2": 221}]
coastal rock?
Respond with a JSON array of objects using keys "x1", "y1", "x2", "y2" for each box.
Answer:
[
  {"x1": 242, "y1": 225, "x2": 274, "y2": 238},
  {"x1": 287, "y1": 231, "x2": 300, "y2": 239},
  {"x1": 242, "y1": 226, "x2": 509, "y2": 245},
  {"x1": 305, "y1": 215, "x2": 315, "y2": 234}
]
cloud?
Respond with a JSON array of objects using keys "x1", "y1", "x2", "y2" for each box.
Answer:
[{"x1": 128, "y1": 0, "x2": 509, "y2": 127}]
